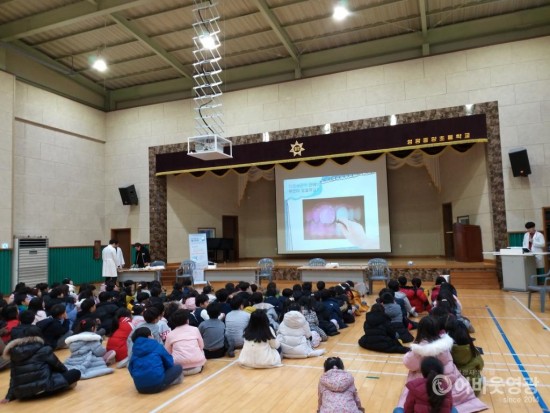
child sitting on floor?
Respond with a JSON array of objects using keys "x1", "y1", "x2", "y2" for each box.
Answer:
[
  {"x1": 238, "y1": 310, "x2": 282, "y2": 369},
  {"x1": 1, "y1": 326, "x2": 81, "y2": 403},
  {"x1": 165, "y1": 309, "x2": 206, "y2": 376},
  {"x1": 128, "y1": 327, "x2": 183, "y2": 394},
  {"x1": 63, "y1": 318, "x2": 115, "y2": 379},
  {"x1": 317, "y1": 357, "x2": 364, "y2": 413}
]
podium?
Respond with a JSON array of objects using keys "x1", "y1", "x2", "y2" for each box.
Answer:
[
  {"x1": 453, "y1": 223, "x2": 483, "y2": 262},
  {"x1": 483, "y1": 249, "x2": 544, "y2": 291}
]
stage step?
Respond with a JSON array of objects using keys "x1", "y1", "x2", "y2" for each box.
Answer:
[{"x1": 449, "y1": 269, "x2": 499, "y2": 289}]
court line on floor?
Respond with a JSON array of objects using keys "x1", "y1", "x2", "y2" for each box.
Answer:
[
  {"x1": 150, "y1": 359, "x2": 239, "y2": 413},
  {"x1": 484, "y1": 351, "x2": 550, "y2": 358},
  {"x1": 486, "y1": 306, "x2": 549, "y2": 412},
  {"x1": 512, "y1": 296, "x2": 550, "y2": 331}
]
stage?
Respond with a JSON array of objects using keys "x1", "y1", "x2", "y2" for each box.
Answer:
[{"x1": 164, "y1": 257, "x2": 499, "y2": 289}]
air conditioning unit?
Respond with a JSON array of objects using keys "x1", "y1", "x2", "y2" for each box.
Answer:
[{"x1": 12, "y1": 236, "x2": 49, "y2": 288}]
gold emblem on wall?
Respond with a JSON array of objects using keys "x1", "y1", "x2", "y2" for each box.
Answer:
[{"x1": 290, "y1": 140, "x2": 305, "y2": 157}]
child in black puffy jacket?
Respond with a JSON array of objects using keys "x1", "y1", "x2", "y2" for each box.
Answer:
[{"x1": 1, "y1": 326, "x2": 80, "y2": 403}]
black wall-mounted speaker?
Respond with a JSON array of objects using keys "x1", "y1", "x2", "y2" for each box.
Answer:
[
  {"x1": 119, "y1": 185, "x2": 139, "y2": 205},
  {"x1": 508, "y1": 149, "x2": 531, "y2": 177}
]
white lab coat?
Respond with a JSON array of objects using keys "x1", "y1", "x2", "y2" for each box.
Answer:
[
  {"x1": 102, "y1": 244, "x2": 118, "y2": 278},
  {"x1": 115, "y1": 247, "x2": 125, "y2": 268},
  {"x1": 523, "y1": 230, "x2": 546, "y2": 268}
]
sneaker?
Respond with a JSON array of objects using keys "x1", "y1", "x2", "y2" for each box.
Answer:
[
  {"x1": 227, "y1": 350, "x2": 235, "y2": 358},
  {"x1": 171, "y1": 373, "x2": 183, "y2": 386},
  {"x1": 116, "y1": 357, "x2": 129, "y2": 369},
  {"x1": 308, "y1": 349, "x2": 326, "y2": 357},
  {"x1": 104, "y1": 350, "x2": 116, "y2": 365}
]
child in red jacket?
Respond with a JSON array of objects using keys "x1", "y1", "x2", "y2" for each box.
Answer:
[
  {"x1": 408, "y1": 278, "x2": 432, "y2": 314},
  {"x1": 394, "y1": 356, "x2": 457, "y2": 413},
  {"x1": 107, "y1": 308, "x2": 134, "y2": 363}
]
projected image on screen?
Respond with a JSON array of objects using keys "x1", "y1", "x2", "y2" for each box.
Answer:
[
  {"x1": 275, "y1": 156, "x2": 391, "y2": 254},
  {"x1": 303, "y1": 197, "x2": 365, "y2": 240}
]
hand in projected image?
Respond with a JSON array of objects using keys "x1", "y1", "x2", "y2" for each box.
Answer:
[{"x1": 337, "y1": 218, "x2": 372, "y2": 249}]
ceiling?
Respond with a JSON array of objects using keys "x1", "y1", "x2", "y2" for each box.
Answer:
[{"x1": 1, "y1": 0, "x2": 549, "y2": 111}]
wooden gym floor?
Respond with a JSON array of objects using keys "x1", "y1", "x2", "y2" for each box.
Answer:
[{"x1": 1, "y1": 283, "x2": 549, "y2": 412}]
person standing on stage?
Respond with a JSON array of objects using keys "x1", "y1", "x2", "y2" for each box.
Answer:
[
  {"x1": 134, "y1": 243, "x2": 151, "y2": 268},
  {"x1": 102, "y1": 239, "x2": 118, "y2": 281},
  {"x1": 523, "y1": 221, "x2": 546, "y2": 274},
  {"x1": 115, "y1": 241, "x2": 125, "y2": 269}
]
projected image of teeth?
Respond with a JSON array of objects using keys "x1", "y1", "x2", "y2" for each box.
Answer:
[{"x1": 303, "y1": 196, "x2": 365, "y2": 240}]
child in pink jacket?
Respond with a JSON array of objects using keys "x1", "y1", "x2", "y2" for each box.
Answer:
[
  {"x1": 397, "y1": 317, "x2": 487, "y2": 413},
  {"x1": 164, "y1": 310, "x2": 206, "y2": 376},
  {"x1": 318, "y1": 357, "x2": 364, "y2": 413}
]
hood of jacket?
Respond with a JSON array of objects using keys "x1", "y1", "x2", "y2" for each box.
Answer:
[
  {"x1": 254, "y1": 302, "x2": 274, "y2": 311},
  {"x1": 3, "y1": 336, "x2": 44, "y2": 362},
  {"x1": 282, "y1": 310, "x2": 307, "y2": 328},
  {"x1": 320, "y1": 368, "x2": 355, "y2": 392},
  {"x1": 131, "y1": 336, "x2": 159, "y2": 358},
  {"x1": 65, "y1": 331, "x2": 102, "y2": 345},
  {"x1": 365, "y1": 311, "x2": 389, "y2": 327},
  {"x1": 410, "y1": 334, "x2": 453, "y2": 357},
  {"x1": 452, "y1": 343, "x2": 477, "y2": 365}
]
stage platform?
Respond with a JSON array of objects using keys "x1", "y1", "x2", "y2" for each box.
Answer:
[{"x1": 162, "y1": 257, "x2": 499, "y2": 289}]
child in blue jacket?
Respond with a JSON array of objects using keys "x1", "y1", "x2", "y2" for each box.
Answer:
[{"x1": 128, "y1": 327, "x2": 183, "y2": 394}]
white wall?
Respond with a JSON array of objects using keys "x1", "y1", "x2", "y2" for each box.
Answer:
[
  {"x1": 12, "y1": 82, "x2": 105, "y2": 246},
  {"x1": 439, "y1": 144, "x2": 493, "y2": 251},
  {"x1": 0, "y1": 72, "x2": 14, "y2": 248}
]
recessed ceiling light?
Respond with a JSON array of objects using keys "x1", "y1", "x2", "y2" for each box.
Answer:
[{"x1": 333, "y1": 5, "x2": 350, "y2": 21}]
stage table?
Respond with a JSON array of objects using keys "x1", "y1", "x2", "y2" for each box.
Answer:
[
  {"x1": 117, "y1": 268, "x2": 162, "y2": 283},
  {"x1": 204, "y1": 266, "x2": 257, "y2": 283},
  {"x1": 483, "y1": 250, "x2": 548, "y2": 291},
  {"x1": 298, "y1": 265, "x2": 366, "y2": 284}
]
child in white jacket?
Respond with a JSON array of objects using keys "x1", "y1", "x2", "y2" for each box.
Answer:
[{"x1": 277, "y1": 304, "x2": 325, "y2": 359}]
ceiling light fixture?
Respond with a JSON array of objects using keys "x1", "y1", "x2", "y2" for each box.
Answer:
[
  {"x1": 92, "y1": 55, "x2": 107, "y2": 72},
  {"x1": 333, "y1": 4, "x2": 350, "y2": 21}
]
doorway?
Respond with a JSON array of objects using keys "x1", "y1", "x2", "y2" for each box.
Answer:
[
  {"x1": 222, "y1": 215, "x2": 239, "y2": 261},
  {"x1": 111, "y1": 228, "x2": 131, "y2": 267},
  {"x1": 442, "y1": 203, "x2": 454, "y2": 259}
]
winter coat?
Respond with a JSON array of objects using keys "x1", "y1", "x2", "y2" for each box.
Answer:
[
  {"x1": 318, "y1": 368, "x2": 363, "y2": 413},
  {"x1": 303, "y1": 309, "x2": 328, "y2": 342},
  {"x1": 1, "y1": 319, "x2": 20, "y2": 343},
  {"x1": 2, "y1": 336, "x2": 70, "y2": 401},
  {"x1": 106, "y1": 316, "x2": 134, "y2": 361},
  {"x1": 36, "y1": 317, "x2": 70, "y2": 348},
  {"x1": 384, "y1": 303, "x2": 414, "y2": 343},
  {"x1": 63, "y1": 332, "x2": 113, "y2": 379},
  {"x1": 10, "y1": 324, "x2": 38, "y2": 341},
  {"x1": 95, "y1": 301, "x2": 119, "y2": 334},
  {"x1": 164, "y1": 324, "x2": 206, "y2": 369},
  {"x1": 322, "y1": 298, "x2": 346, "y2": 328},
  {"x1": 277, "y1": 311, "x2": 315, "y2": 358},
  {"x1": 401, "y1": 288, "x2": 432, "y2": 313},
  {"x1": 238, "y1": 327, "x2": 281, "y2": 369},
  {"x1": 451, "y1": 344, "x2": 484, "y2": 396},
  {"x1": 129, "y1": 337, "x2": 176, "y2": 391},
  {"x1": 404, "y1": 376, "x2": 453, "y2": 413},
  {"x1": 358, "y1": 311, "x2": 409, "y2": 354},
  {"x1": 397, "y1": 334, "x2": 488, "y2": 413},
  {"x1": 253, "y1": 303, "x2": 280, "y2": 331}
]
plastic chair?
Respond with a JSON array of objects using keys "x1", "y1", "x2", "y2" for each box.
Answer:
[
  {"x1": 308, "y1": 258, "x2": 326, "y2": 267},
  {"x1": 150, "y1": 260, "x2": 165, "y2": 282},
  {"x1": 366, "y1": 258, "x2": 391, "y2": 295},
  {"x1": 257, "y1": 258, "x2": 274, "y2": 286},
  {"x1": 177, "y1": 259, "x2": 196, "y2": 287},
  {"x1": 527, "y1": 273, "x2": 550, "y2": 313}
]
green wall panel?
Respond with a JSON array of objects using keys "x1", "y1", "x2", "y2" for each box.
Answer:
[
  {"x1": 48, "y1": 247, "x2": 103, "y2": 286},
  {"x1": 0, "y1": 249, "x2": 12, "y2": 295},
  {"x1": 508, "y1": 232, "x2": 524, "y2": 247}
]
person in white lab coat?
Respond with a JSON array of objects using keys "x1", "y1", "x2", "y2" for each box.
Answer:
[
  {"x1": 102, "y1": 239, "x2": 118, "y2": 281},
  {"x1": 522, "y1": 221, "x2": 546, "y2": 272},
  {"x1": 115, "y1": 241, "x2": 125, "y2": 269}
]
